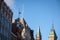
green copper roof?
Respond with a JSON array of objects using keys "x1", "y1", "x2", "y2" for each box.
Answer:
[
  {"x1": 36, "y1": 26, "x2": 41, "y2": 37},
  {"x1": 49, "y1": 23, "x2": 57, "y2": 38},
  {"x1": 49, "y1": 28, "x2": 57, "y2": 38}
]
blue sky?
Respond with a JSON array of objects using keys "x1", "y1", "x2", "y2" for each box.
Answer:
[{"x1": 5, "y1": 0, "x2": 60, "y2": 40}]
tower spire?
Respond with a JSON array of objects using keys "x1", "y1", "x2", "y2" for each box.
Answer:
[
  {"x1": 36, "y1": 26, "x2": 42, "y2": 40},
  {"x1": 52, "y1": 21, "x2": 54, "y2": 29},
  {"x1": 37, "y1": 26, "x2": 40, "y2": 35},
  {"x1": 18, "y1": 9, "x2": 21, "y2": 18},
  {"x1": 22, "y1": 4, "x2": 24, "y2": 18}
]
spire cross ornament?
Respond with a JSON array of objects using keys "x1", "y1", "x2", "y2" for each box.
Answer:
[{"x1": 52, "y1": 21, "x2": 54, "y2": 30}]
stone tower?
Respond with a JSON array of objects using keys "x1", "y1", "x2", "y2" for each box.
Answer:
[
  {"x1": 36, "y1": 26, "x2": 42, "y2": 40},
  {"x1": 48, "y1": 25, "x2": 57, "y2": 40}
]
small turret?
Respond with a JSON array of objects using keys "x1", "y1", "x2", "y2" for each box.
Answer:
[
  {"x1": 36, "y1": 26, "x2": 42, "y2": 40},
  {"x1": 48, "y1": 24, "x2": 57, "y2": 40}
]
